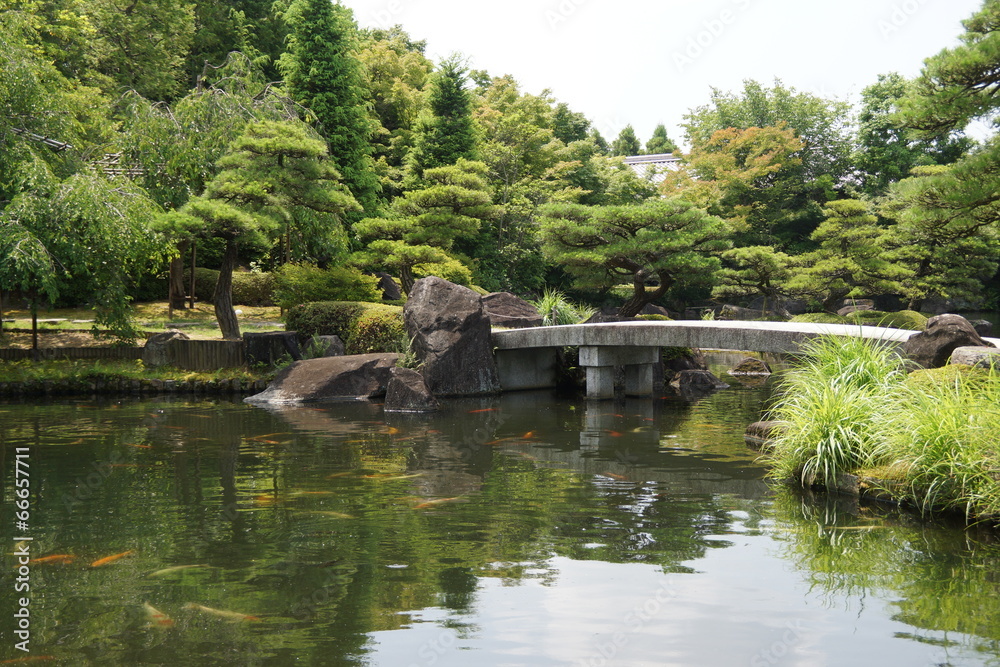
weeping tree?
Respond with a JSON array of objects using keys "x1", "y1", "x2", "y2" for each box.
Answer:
[
  {"x1": 166, "y1": 119, "x2": 359, "y2": 339},
  {"x1": 539, "y1": 198, "x2": 731, "y2": 317},
  {"x1": 0, "y1": 169, "x2": 168, "y2": 343}
]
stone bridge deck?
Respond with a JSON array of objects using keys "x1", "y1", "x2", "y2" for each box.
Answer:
[{"x1": 491, "y1": 320, "x2": 1000, "y2": 399}]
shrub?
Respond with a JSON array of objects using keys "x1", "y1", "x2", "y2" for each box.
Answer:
[
  {"x1": 637, "y1": 314, "x2": 671, "y2": 321},
  {"x1": 531, "y1": 288, "x2": 595, "y2": 326},
  {"x1": 346, "y1": 306, "x2": 406, "y2": 354},
  {"x1": 790, "y1": 312, "x2": 845, "y2": 324},
  {"x1": 847, "y1": 309, "x2": 927, "y2": 330},
  {"x1": 190, "y1": 268, "x2": 275, "y2": 306},
  {"x1": 273, "y1": 263, "x2": 380, "y2": 309},
  {"x1": 285, "y1": 301, "x2": 365, "y2": 340}
]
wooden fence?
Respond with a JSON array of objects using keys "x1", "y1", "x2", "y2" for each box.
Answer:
[{"x1": 0, "y1": 340, "x2": 246, "y2": 370}]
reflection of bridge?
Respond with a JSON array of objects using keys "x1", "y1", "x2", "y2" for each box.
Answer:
[{"x1": 491, "y1": 320, "x2": 996, "y2": 399}]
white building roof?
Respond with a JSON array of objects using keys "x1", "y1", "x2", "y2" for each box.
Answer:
[{"x1": 623, "y1": 153, "x2": 681, "y2": 184}]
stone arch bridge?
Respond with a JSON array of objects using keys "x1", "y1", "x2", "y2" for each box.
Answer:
[{"x1": 491, "y1": 320, "x2": 999, "y2": 399}]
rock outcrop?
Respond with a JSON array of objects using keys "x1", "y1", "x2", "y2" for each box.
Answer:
[
  {"x1": 901, "y1": 314, "x2": 995, "y2": 369},
  {"x1": 482, "y1": 292, "x2": 543, "y2": 329},
  {"x1": 142, "y1": 331, "x2": 190, "y2": 368},
  {"x1": 727, "y1": 357, "x2": 772, "y2": 376},
  {"x1": 244, "y1": 353, "x2": 400, "y2": 404},
  {"x1": 404, "y1": 277, "x2": 500, "y2": 396},
  {"x1": 384, "y1": 367, "x2": 439, "y2": 412}
]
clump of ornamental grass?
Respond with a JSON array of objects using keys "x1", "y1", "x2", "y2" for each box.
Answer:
[
  {"x1": 531, "y1": 288, "x2": 595, "y2": 326},
  {"x1": 879, "y1": 369, "x2": 1000, "y2": 521},
  {"x1": 766, "y1": 335, "x2": 906, "y2": 489}
]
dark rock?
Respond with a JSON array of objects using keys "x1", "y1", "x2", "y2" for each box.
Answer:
[
  {"x1": 837, "y1": 304, "x2": 873, "y2": 317},
  {"x1": 747, "y1": 297, "x2": 807, "y2": 316},
  {"x1": 404, "y1": 277, "x2": 501, "y2": 396},
  {"x1": 969, "y1": 319, "x2": 993, "y2": 338},
  {"x1": 585, "y1": 306, "x2": 636, "y2": 324},
  {"x1": 482, "y1": 292, "x2": 543, "y2": 329},
  {"x1": 949, "y1": 346, "x2": 1000, "y2": 369},
  {"x1": 641, "y1": 303, "x2": 671, "y2": 318},
  {"x1": 310, "y1": 335, "x2": 345, "y2": 358},
  {"x1": 244, "y1": 331, "x2": 302, "y2": 367},
  {"x1": 902, "y1": 314, "x2": 996, "y2": 369},
  {"x1": 669, "y1": 369, "x2": 729, "y2": 393},
  {"x1": 375, "y1": 272, "x2": 403, "y2": 301},
  {"x1": 384, "y1": 367, "x2": 439, "y2": 412},
  {"x1": 142, "y1": 331, "x2": 190, "y2": 367},
  {"x1": 244, "y1": 353, "x2": 400, "y2": 404},
  {"x1": 728, "y1": 357, "x2": 772, "y2": 376},
  {"x1": 663, "y1": 348, "x2": 707, "y2": 382},
  {"x1": 744, "y1": 420, "x2": 786, "y2": 451}
]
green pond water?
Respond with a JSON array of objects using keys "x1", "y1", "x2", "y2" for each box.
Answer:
[{"x1": 2, "y1": 359, "x2": 1000, "y2": 666}]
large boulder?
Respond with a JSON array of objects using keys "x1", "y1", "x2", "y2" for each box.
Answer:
[
  {"x1": 142, "y1": 331, "x2": 190, "y2": 367},
  {"x1": 384, "y1": 367, "x2": 439, "y2": 413},
  {"x1": 482, "y1": 292, "x2": 543, "y2": 329},
  {"x1": 244, "y1": 353, "x2": 400, "y2": 404},
  {"x1": 244, "y1": 331, "x2": 302, "y2": 367},
  {"x1": 950, "y1": 346, "x2": 1000, "y2": 369},
  {"x1": 404, "y1": 277, "x2": 501, "y2": 396},
  {"x1": 375, "y1": 272, "x2": 403, "y2": 301},
  {"x1": 669, "y1": 369, "x2": 730, "y2": 395},
  {"x1": 727, "y1": 356, "x2": 772, "y2": 376},
  {"x1": 902, "y1": 314, "x2": 996, "y2": 369}
]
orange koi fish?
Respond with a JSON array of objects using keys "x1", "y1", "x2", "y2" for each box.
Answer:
[
  {"x1": 125, "y1": 443, "x2": 152, "y2": 449},
  {"x1": 467, "y1": 408, "x2": 497, "y2": 413},
  {"x1": 385, "y1": 426, "x2": 401, "y2": 435},
  {"x1": 606, "y1": 431, "x2": 623, "y2": 437},
  {"x1": 143, "y1": 601, "x2": 174, "y2": 627},
  {"x1": 412, "y1": 496, "x2": 463, "y2": 509},
  {"x1": 325, "y1": 472, "x2": 354, "y2": 479},
  {"x1": 148, "y1": 564, "x2": 211, "y2": 577},
  {"x1": 521, "y1": 431, "x2": 536, "y2": 439},
  {"x1": 183, "y1": 602, "x2": 261, "y2": 622},
  {"x1": 29, "y1": 554, "x2": 75, "y2": 565},
  {"x1": 91, "y1": 550, "x2": 135, "y2": 567},
  {"x1": 600, "y1": 472, "x2": 629, "y2": 481}
]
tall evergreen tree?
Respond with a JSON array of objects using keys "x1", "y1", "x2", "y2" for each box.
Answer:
[
  {"x1": 610, "y1": 124, "x2": 641, "y2": 156},
  {"x1": 644, "y1": 123, "x2": 678, "y2": 154},
  {"x1": 406, "y1": 55, "x2": 477, "y2": 180},
  {"x1": 280, "y1": 0, "x2": 380, "y2": 219}
]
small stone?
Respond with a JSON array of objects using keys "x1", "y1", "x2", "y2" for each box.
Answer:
[{"x1": 384, "y1": 367, "x2": 439, "y2": 413}]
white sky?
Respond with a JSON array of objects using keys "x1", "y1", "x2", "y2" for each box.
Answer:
[{"x1": 341, "y1": 0, "x2": 985, "y2": 148}]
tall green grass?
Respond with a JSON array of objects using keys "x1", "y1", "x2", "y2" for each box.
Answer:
[
  {"x1": 880, "y1": 370, "x2": 1000, "y2": 520},
  {"x1": 531, "y1": 288, "x2": 595, "y2": 326},
  {"x1": 766, "y1": 334, "x2": 1000, "y2": 523},
  {"x1": 766, "y1": 335, "x2": 906, "y2": 489}
]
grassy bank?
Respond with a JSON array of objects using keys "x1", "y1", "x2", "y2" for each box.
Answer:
[{"x1": 764, "y1": 335, "x2": 1000, "y2": 524}]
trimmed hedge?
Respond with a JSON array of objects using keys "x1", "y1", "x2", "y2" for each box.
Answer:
[
  {"x1": 791, "y1": 310, "x2": 927, "y2": 330},
  {"x1": 285, "y1": 301, "x2": 405, "y2": 354},
  {"x1": 193, "y1": 268, "x2": 276, "y2": 306},
  {"x1": 273, "y1": 263, "x2": 380, "y2": 309}
]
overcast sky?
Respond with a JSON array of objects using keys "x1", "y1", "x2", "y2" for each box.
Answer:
[{"x1": 340, "y1": 0, "x2": 985, "y2": 148}]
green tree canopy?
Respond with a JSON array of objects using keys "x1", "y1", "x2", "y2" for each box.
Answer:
[
  {"x1": 354, "y1": 159, "x2": 495, "y2": 293},
  {"x1": 539, "y1": 199, "x2": 731, "y2": 317},
  {"x1": 280, "y1": 0, "x2": 380, "y2": 218},
  {"x1": 610, "y1": 124, "x2": 641, "y2": 156},
  {"x1": 644, "y1": 123, "x2": 678, "y2": 154},
  {"x1": 406, "y1": 54, "x2": 477, "y2": 181}
]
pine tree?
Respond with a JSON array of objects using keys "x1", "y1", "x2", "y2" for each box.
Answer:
[
  {"x1": 644, "y1": 123, "x2": 678, "y2": 154},
  {"x1": 406, "y1": 55, "x2": 477, "y2": 180},
  {"x1": 280, "y1": 0, "x2": 380, "y2": 219},
  {"x1": 610, "y1": 124, "x2": 641, "y2": 156}
]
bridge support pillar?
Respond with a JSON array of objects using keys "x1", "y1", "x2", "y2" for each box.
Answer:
[{"x1": 580, "y1": 346, "x2": 659, "y2": 399}]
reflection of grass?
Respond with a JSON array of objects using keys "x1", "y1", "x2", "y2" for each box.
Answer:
[
  {"x1": 0, "y1": 359, "x2": 269, "y2": 384},
  {"x1": 766, "y1": 335, "x2": 1000, "y2": 523}
]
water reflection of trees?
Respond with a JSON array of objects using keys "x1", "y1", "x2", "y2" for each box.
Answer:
[
  {"x1": 770, "y1": 488, "x2": 1000, "y2": 654},
  {"x1": 2, "y1": 393, "x2": 775, "y2": 664}
]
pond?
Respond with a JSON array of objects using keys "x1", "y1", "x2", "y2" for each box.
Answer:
[{"x1": 2, "y1": 359, "x2": 1000, "y2": 666}]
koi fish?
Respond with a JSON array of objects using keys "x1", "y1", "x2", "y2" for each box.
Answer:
[
  {"x1": 143, "y1": 601, "x2": 174, "y2": 627},
  {"x1": 385, "y1": 426, "x2": 401, "y2": 435},
  {"x1": 606, "y1": 431, "x2": 623, "y2": 437},
  {"x1": 363, "y1": 473, "x2": 421, "y2": 480},
  {"x1": 521, "y1": 431, "x2": 536, "y2": 439},
  {"x1": 148, "y1": 564, "x2": 211, "y2": 577},
  {"x1": 412, "y1": 497, "x2": 463, "y2": 509},
  {"x1": 0, "y1": 656, "x2": 56, "y2": 664},
  {"x1": 183, "y1": 602, "x2": 261, "y2": 622},
  {"x1": 600, "y1": 472, "x2": 629, "y2": 481},
  {"x1": 299, "y1": 511, "x2": 354, "y2": 519},
  {"x1": 125, "y1": 443, "x2": 152, "y2": 449},
  {"x1": 29, "y1": 554, "x2": 75, "y2": 565},
  {"x1": 467, "y1": 408, "x2": 497, "y2": 413},
  {"x1": 485, "y1": 438, "x2": 509, "y2": 446},
  {"x1": 253, "y1": 494, "x2": 277, "y2": 504},
  {"x1": 91, "y1": 550, "x2": 135, "y2": 567},
  {"x1": 325, "y1": 472, "x2": 354, "y2": 479}
]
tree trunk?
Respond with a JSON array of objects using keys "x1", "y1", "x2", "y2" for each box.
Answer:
[
  {"x1": 618, "y1": 271, "x2": 672, "y2": 318},
  {"x1": 400, "y1": 266, "x2": 414, "y2": 295},
  {"x1": 168, "y1": 242, "x2": 189, "y2": 312},
  {"x1": 907, "y1": 296, "x2": 924, "y2": 312},
  {"x1": 214, "y1": 238, "x2": 241, "y2": 340}
]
